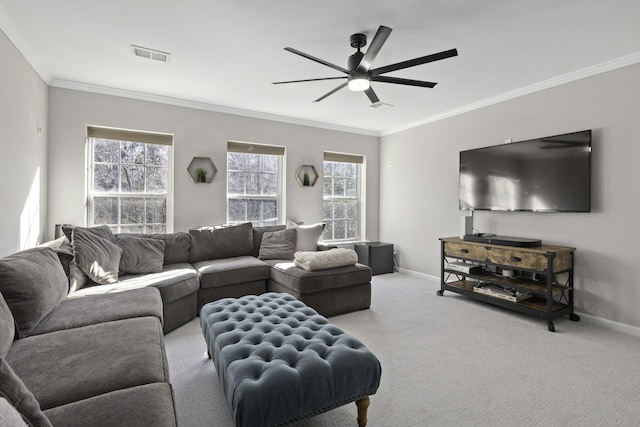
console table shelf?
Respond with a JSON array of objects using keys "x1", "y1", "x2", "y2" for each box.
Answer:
[{"x1": 438, "y1": 237, "x2": 579, "y2": 332}]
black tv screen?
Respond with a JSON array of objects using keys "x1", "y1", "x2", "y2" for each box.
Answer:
[{"x1": 459, "y1": 130, "x2": 591, "y2": 212}]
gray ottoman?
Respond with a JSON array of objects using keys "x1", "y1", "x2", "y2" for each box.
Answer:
[{"x1": 200, "y1": 293, "x2": 381, "y2": 427}]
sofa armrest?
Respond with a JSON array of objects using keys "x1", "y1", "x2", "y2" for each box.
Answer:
[{"x1": 317, "y1": 244, "x2": 337, "y2": 251}]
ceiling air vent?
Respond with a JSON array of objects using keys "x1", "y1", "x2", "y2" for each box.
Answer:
[{"x1": 131, "y1": 45, "x2": 171, "y2": 63}]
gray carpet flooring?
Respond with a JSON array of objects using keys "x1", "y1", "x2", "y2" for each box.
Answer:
[{"x1": 164, "y1": 273, "x2": 640, "y2": 426}]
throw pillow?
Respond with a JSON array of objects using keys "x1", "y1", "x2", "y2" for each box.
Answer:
[
  {"x1": 0, "y1": 358, "x2": 53, "y2": 427},
  {"x1": 252, "y1": 225, "x2": 286, "y2": 257},
  {"x1": 63, "y1": 224, "x2": 115, "y2": 243},
  {"x1": 116, "y1": 235, "x2": 166, "y2": 274},
  {"x1": 286, "y1": 221, "x2": 325, "y2": 251},
  {"x1": 68, "y1": 260, "x2": 89, "y2": 293},
  {"x1": 72, "y1": 227, "x2": 122, "y2": 285},
  {"x1": 258, "y1": 229, "x2": 297, "y2": 260},
  {"x1": 0, "y1": 247, "x2": 68, "y2": 338},
  {"x1": 189, "y1": 222, "x2": 253, "y2": 263}
]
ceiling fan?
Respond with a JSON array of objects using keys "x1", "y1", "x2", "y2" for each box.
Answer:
[{"x1": 272, "y1": 25, "x2": 458, "y2": 105}]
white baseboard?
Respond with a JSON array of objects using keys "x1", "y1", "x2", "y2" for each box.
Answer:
[
  {"x1": 575, "y1": 312, "x2": 640, "y2": 338},
  {"x1": 393, "y1": 269, "x2": 640, "y2": 337}
]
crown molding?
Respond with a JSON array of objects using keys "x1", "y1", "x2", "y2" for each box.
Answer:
[
  {"x1": 5, "y1": 0, "x2": 638, "y2": 141},
  {"x1": 0, "y1": 4, "x2": 51, "y2": 83},
  {"x1": 380, "y1": 51, "x2": 640, "y2": 137},
  {"x1": 49, "y1": 79, "x2": 380, "y2": 137}
]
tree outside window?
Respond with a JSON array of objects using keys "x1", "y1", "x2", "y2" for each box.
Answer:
[
  {"x1": 89, "y1": 133, "x2": 172, "y2": 233},
  {"x1": 227, "y1": 143, "x2": 283, "y2": 226},
  {"x1": 322, "y1": 157, "x2": 362, "y2": 241}
]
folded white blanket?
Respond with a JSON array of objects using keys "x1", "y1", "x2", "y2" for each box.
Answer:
[{"x1": 294, "y1": 248, "x2": 358, "y2": 271}]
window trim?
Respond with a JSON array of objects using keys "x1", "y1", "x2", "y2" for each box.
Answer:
[
  {"x1": 322, "y1": 152, "x2": 365, "y2": 242},
  {"x1": 86, "y1": 126, "x2": 174, "y2": 233}
]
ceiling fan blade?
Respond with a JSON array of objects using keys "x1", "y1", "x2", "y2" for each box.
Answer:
[
  {"x1": 356, "y1": 25, "x2": 392, "y2": 74},
  {"x1": 372, "y1": 76, "x2": 437, "y2": 88},
  {"x1": 313, "y1": 82, "x2": 348, "y2": 102},
  {"x1": 272, "y1": 76, "x2": 346, "y2": 85},
  {"x1": 364, "y1": 87, "x2": 380, "y2": 104},
  {"x1": 284, "y1": 47, "x2": 349, "y2": 74},
  {"x1": 371, "y1": 48, "x2": 458, "y2": 76}
]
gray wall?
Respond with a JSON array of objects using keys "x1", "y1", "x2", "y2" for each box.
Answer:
[
  {"x1": 380, "y1": 63, "x2": 640, "y2": 328},
  {"x1": 0, "y1": 29, "x2": 48, "y2": 257},
  {"x1": 47, "y1": 88, "x2": 380, "y2": 242}
]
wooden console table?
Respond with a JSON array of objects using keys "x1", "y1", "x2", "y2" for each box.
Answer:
[{"x1": 438, "y1": 237, "x2": 579, "y2": 332}]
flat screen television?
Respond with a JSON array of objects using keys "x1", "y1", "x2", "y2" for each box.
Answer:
[{"x1": 459, "y1": 130, "x2": 591, "y2": 212}]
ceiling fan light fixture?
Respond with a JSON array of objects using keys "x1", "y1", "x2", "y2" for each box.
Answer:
[{"x1": 348, "y1": 78, "x2": 370, "y2": 91}]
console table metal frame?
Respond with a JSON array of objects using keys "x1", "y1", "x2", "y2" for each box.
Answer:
[{"x1": 438, "y1": 237, "x2": 580, "y2": 332}]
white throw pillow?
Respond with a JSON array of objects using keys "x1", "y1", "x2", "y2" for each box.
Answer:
[{"x1": 286, "y1": 221, "x2": 325, "y2": 251}]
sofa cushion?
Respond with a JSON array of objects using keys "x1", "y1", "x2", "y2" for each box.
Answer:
[
  {"x1": 120, "y1": 232, "x2": 191, "y2": 264},
  {"x1": 116, "y1": 235, "x2": 165, "y2": 274},
  {"x1": 72, "y1": 263, "x2": 199, "y2": 304},
  {"x1": 286, "y1": 221, "x2": 325, "y2": 251},
  {"x1": 44, "y1": 383, "x2": 177, "y2": 427},
  {"x1": 72, "y1": 227, "x2": 122, "y2": 285},
  {"x1": 30, "y1": 287, "x2": 163, "y2": 336},
  {"x1": 189, "y1": 222, "x2": 253, "y2": 263},
  {"x1": 0, "y1": 357, "x2": 52, "y2": 426},
  {"x1": 195, "y1": 256, "x2": 271, "y2": 289},
  {"x1": 0, "y1": 292, "x2": 14, "y2": 358},
  {"x1": 6, "y1": 317, "x2": 169, "y2": 411},
  {"x1": 258, "y1": 228, "x2": 296, "y2": 260},
  {"x1": 0, "y1": 247, "x2": 68, "y2": 338},
  {"x1": 266, "y1": 260, "x2": 372, "y2": 293},
  {"x1": 252, "y1": 225, "x2": 286, "y2": 257}
]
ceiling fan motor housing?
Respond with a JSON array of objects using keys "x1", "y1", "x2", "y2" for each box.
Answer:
[{"x1": 350, "y1": 33, "x2": 367, "y2": 49}]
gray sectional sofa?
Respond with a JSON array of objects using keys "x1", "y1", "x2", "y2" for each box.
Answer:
[
  {"x1": 62, "y1": 222, "x2": 372, "y2": 333},
  {"x1": 0, "y1": 221, "x2": 371, "y2": 425},
  {"x1": 0, "y1": 248, "x2": 176, "y2": 426}
]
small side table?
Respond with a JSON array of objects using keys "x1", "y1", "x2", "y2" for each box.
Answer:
[{"x1": 354, "y1": 242, "x2": 394, "y2": 275}]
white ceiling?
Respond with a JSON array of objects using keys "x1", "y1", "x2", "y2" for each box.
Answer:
[{"x1": 1, "y1": 0, "x2": 640, "y2": 136}]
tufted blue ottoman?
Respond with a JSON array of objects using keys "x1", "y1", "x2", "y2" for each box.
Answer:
[{"x1": 200, "y1": 292, "x2": 381, "y2": 427}]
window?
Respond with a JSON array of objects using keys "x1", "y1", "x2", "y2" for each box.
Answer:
[
  {"x1": 227, "y1": 141, "x2": 284, "y2": 226},
  {"x1": 322, "y1": 152, "x2": 364, "y2": 241},
  {"x1": 87, "y1": 126, "x2": 173, "y2": 233}
]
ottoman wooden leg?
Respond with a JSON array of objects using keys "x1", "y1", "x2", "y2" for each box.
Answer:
[{"x1": 356, "y1": 397, "x2": 370, "y2": 427}]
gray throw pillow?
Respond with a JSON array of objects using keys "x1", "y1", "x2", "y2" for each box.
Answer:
[
  {"x1": 0, "y1": 247, "x2": 68, "y2": 338},
  {"x1": 63, "y1": 224, "x2": 115, "y2": 243},
  {"x1": 72, "y1": 227, "x2": 122, "y2": 285},
  {"x1": 116, "y1": 235, "x2": 166, "y2": 274},
  {"x1": 189, "y1": 222, "x2": 253, "y2": 263},
  {"x1": 252, "y1": 225, "x2": 286, "y2": 257},
  {"x1": 68, "y1": 260, "x2": 90, "y2": 293},
  {"x1": 258, "y1": 228, "x2": 297, "y2": 260},
  {"x1": 0, "y1": 358, "x2": 52, "y2": 427}
]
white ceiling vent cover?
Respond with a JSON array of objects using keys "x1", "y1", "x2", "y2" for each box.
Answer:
[{"x1": 131, "y1": 45, "x2": 171, "y2": 63}]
